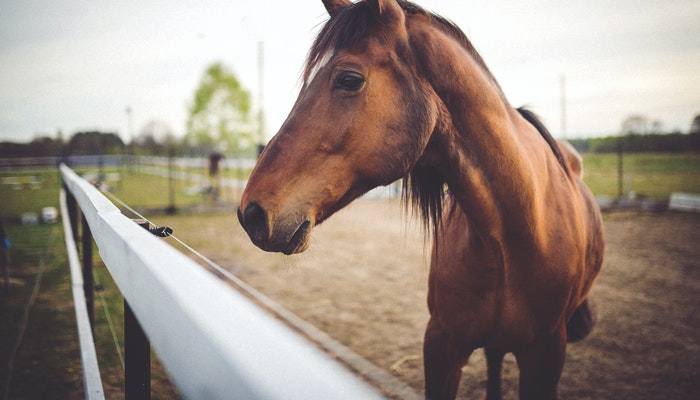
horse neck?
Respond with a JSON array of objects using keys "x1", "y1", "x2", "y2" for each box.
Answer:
[{"x1": 412, "y1": 23, "x2": 552, "y2": 240}]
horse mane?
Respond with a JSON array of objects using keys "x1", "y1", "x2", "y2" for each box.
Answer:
[
  {"x1": 517, "y1": 108, "x2": 571, "y2": 175},
  {"x1": 305, "y1": 0, "x2": 569, "y2": 236}
]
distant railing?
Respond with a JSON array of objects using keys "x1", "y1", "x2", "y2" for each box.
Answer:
[
  {"x1": 59, "y1": 163, "x2": 384, "y2": 399},
  {"x1": 669, "y1": 192, "x2": 700, "y2": 213}
]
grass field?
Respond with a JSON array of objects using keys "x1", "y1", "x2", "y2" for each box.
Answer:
[
  {"x1": 1, "y1": 152, "x2": 698, "y2": 398},
  {"x1": 1, "y1": 168, "x2": 181, "y2": 398},
  {"x1": 581, "y1": 153, "x2": 700, "y2": 198},
  {"x1": 2, "y1": 153, "x2": 698, "y2": 219}
]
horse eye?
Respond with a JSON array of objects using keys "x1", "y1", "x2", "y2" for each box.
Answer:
[{"x1": 334, "y1": 71, "x2": 365, "y2": 92}]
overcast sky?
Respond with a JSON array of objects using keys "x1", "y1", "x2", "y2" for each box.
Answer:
[{"x1": 1, "y1": 0, "x2": 699, "y2": 144}]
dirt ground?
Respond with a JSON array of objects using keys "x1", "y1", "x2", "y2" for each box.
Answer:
[{"x1": 168, "y1": 199, "x2": 700, "y2": 399}]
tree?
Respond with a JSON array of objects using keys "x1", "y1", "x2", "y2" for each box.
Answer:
[
  {"x1": 64, "y1": 131, "x2": 124, "y2": 155},
  {"x1": 621, "y1": 114, "x2": 650, "y2": 135},
  {"x1": 136, "y1": 120, "x2": 180, "y2": 156},
  {"x1": 690, "y1": 114, "x2": 700, "y2": 151},
  {"x1": 0, "y1": 137, "x2": 61, "y2": 158},
  {"x1": 185, "y1": 62, "x2": 253, "y2": 154},
  {"x1": 690, "y1": 113, "x2": 700, "y2": 135}
]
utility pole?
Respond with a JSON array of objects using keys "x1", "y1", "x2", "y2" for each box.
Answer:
[
  {"x1": 126, "y1": 106, "x2": 134, "y2": 172},
  {"x1": 257, "y1": 40, "x2": 265, "y2": 157},
  {"x1": 560, "y1": 74, "x2": 567, "y2": 140}
]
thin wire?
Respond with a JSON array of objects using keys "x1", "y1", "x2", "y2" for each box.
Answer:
[
  {"x1": 101, "y1": 189, "x2": 279, "y2": 310},
  {"x1": 92, "y1": 270, "x2": 125, "y2": 370},
  {"x1": 167, "y1": 235, "x2": 272, "y2": 306},
  {"x1": 101, "y1": 189, "x2": 281, "y2": 312},
  {"x1": 101, "y1": 189, "x2": 149, "y2": 222},
  {"x1": 99, "y1": 188, "x2": 422, "y2": 399},
  {"x1": 102, "y1": 189, "x2": 313, "y2": 340}
]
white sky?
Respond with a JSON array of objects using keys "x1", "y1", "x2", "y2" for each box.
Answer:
[{"x1": 1, "y1": 0, "x2": 699, "y2": 144}]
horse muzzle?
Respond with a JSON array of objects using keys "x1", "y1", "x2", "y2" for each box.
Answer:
[{"x1": 237, "y1": 202, "x2": 314, "y2": 255}]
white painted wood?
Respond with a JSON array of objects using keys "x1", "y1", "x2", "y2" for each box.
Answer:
[
  {"x1": 60, "y1": 189, "x2": 106, "y2": 400},
  {"x1": 669, "y1": 192, "x2": 700, "y2": 213},
  {"x1": 60, "y1": 164, "x2": 384, "y2": 400}
]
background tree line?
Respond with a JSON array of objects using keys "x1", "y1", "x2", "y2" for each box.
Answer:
[
  {"x1": 0, "y1": 62, "x2": 255, "y2": 160},
  {"x1": 568, "y1": 131, "x2": 700, "y2": 154},
  {"x1": 568, "y1": 114, "x2": 700, "y2": 153},
  {"x1": 1, "y1": 61, "x2": 698, "y2": 159},
  {"x1": 3, "y1": 123, "x2": 699, "y2": 159},
  {"x1": 0, "y1": 131, "x2": 126, "y2": 158}
]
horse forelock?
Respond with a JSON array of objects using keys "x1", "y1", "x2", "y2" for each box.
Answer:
[
  {"x1": 304, "y1": 1, "x2": 373, "y2": 84},
  {"x1": 305, "y1": 1, "x2": 427, "y2": 83},
  {"x1": 305, "y1": 0, "x2": 505, "y2": 95}
]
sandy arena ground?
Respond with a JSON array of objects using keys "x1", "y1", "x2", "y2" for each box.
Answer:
[{"x1": 167, "y1": 199, "x2": 700, "y2": 399}]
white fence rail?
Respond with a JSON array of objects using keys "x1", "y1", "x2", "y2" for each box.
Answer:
[
  {"x1": 60, "y1": 164, "x2": 383, "y2": 400},
  {"x1": 60, "y1": 190, "x2": 105, "y2": 400},
  {"x1": 669, "y1": 192, "x2": 700, "y2": 213}
]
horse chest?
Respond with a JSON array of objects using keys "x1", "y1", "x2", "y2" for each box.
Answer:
[{"x1": 429, "y1": 242, "x2": 572, "y2": 346}]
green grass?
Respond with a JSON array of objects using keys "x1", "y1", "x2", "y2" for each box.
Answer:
[
  {"x1": 0, "y1": 224, "x2": 83, "y2": 399},
  {"x1": 1, "y1": 167, "x2": 181, "y2": 399},
  {"x1": 85, "y1": 167, "x2": 243, "y2": 210},
  {"x1": 581, "y1": 153, "x2": 700, "y2": 199},
  {"x1": 2, "y1": 154, "x2": 699, "y2": 219},
  {"x1": 109, "y1": 170, "x2": 199, "y2": 209},
  {"x1": 0, "y1": 170, "x2": 62, "y2": 219}
]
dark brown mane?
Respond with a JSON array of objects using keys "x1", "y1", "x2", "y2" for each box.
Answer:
[{"x1": 517, "y1": 107, "x2": 571, "y2": 175}]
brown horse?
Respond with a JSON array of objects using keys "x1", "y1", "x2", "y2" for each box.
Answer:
[{"x1": 238, "y1": 1, "x2": 604, "y2": 399}]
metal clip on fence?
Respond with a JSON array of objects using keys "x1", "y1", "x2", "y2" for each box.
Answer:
[
  {"x1": 149, "y1": 226, "x2": 173, "y2": 238},
  {"x1": 131, "y1": 219, "x2": 173, "y2": 238}
]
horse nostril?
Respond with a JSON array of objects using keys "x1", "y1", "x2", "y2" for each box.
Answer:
[{"x1": 241, "y1": 202, "x2": 269, "y2": 244}]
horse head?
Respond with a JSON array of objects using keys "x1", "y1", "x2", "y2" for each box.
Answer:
[{"x1": 238, "y1": 0, "x2": 441, "y2": 254}]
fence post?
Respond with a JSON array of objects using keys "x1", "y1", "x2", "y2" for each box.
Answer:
[
  {"x1": 81, "y1": 213, "x2": 95, "y2": 328},
  {"x1": 65, "y1": 184, "x2": 79, "y2": 244},
  {"x1": 617, "y1": 137, "x2": 624, "y2": 200},
  {"x1": 125, "y1": 219, "x2": 151, "y2": 399},
  {"x1": 1, "y1": 218, "x2": 9, "y2": 295}
]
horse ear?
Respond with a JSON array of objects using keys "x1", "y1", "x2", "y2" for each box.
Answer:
[
  {"x1": 322, "y1": 0, "x2": 351, "y2": 17},
  {"x1": 366, "y1": 0, "x2": 404, "y2": 23}
]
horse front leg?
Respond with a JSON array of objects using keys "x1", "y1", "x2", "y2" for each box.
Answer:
[
  {"x1": 423, "y1": 318, "x2": 471, "y2": 400},
  {"x1": 514, "y1": 328, "x2": 567, "y2": 400},
  {"x1": 484, "y1": 347, "x2": 505, "y2": 400}
]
